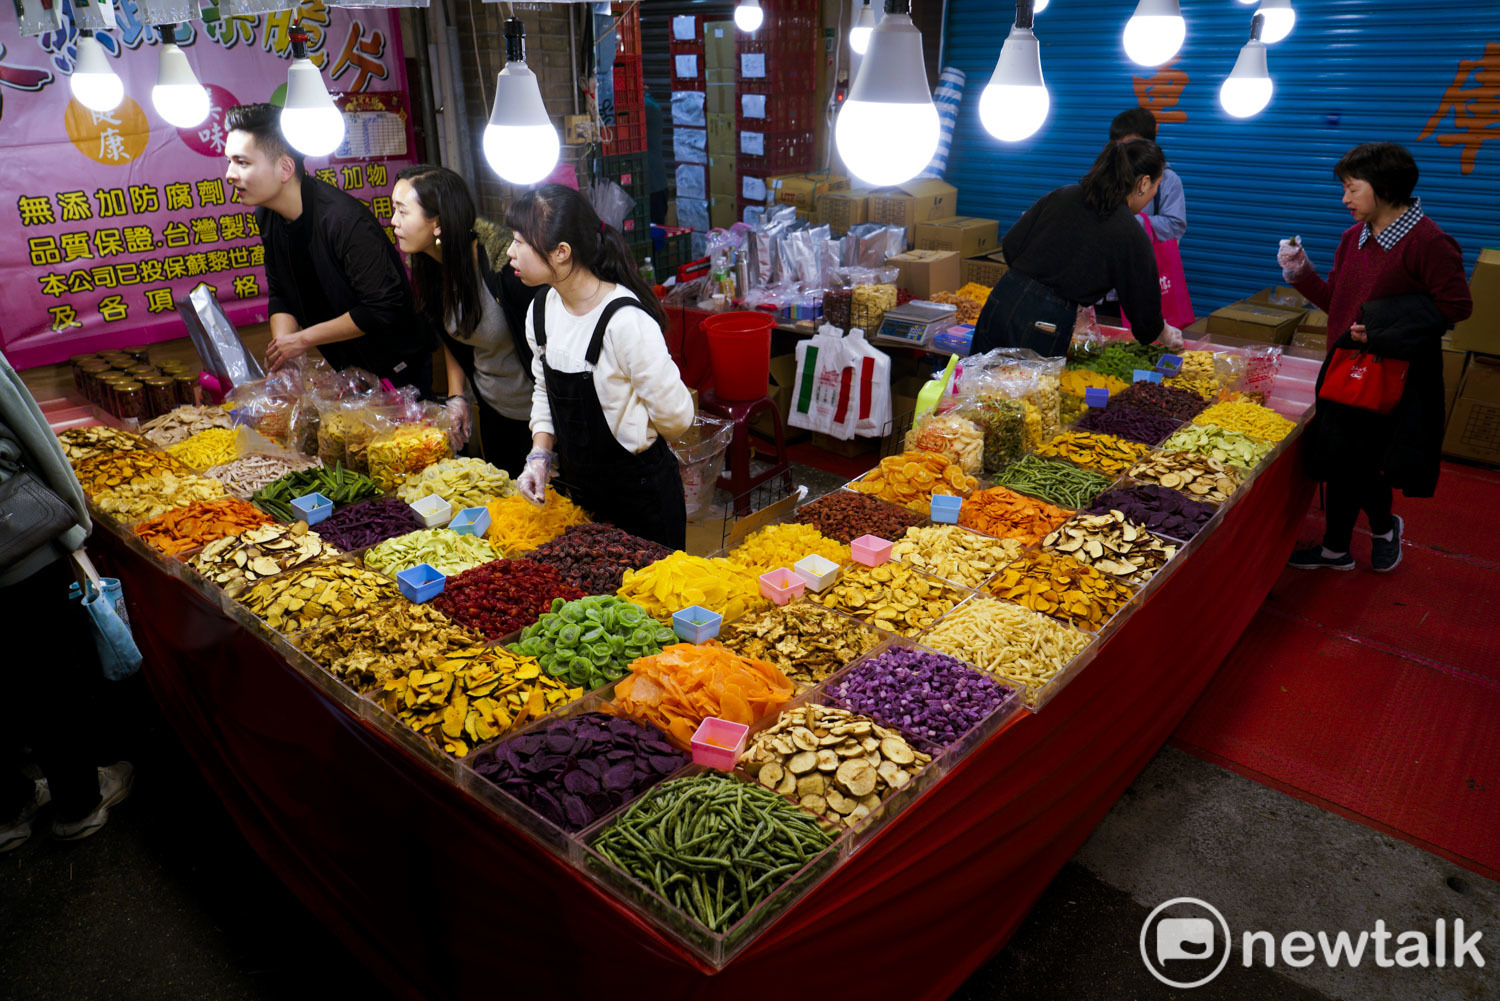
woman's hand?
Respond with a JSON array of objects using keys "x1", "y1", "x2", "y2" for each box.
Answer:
[
  {"x1": 1158, "y1": 322, "x2": 1184, "y2": 352},
  {"x1": 266, "y1": 328, "x2": 309, "y2": 370},
  {"x1": 518, "y1": 448, "x2": 554, "y2": 505},
  {"x1": 1277, "y1": 240, "x2": 1312, "y2": 282},
  {"x1": 1349, "y1": 323, "x2": 1368, "y2": 344},
  {"x1": 445, "y1": 396, "x2": 472, "y2": 443}
]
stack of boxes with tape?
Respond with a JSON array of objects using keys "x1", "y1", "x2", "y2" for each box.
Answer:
[
  {"x1": 1192, "y1": 286, "x2": 1324, "y2": 348},
  {"x1": 734, "y1": 0, "x2": 819, "y2": 223},
  {"x1": 599, "y1": 3, "x2": 648, "y2": 256},
  {"x1": 1442, "y1": 248, "x2": 1500, "y2": 466},
  {"x1": 669, "y1": 13, "x2": 711, "y2": 233},
  {"x1": 705, "y1": 19, "x2": 738, "y2": 229}
]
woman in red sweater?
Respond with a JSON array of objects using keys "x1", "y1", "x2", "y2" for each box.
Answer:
[{"x1": 1279, "y1": 142, "x2": 1472, "y2": 573}]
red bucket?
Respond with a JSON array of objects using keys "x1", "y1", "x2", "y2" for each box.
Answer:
[{"x1": 702, "y1": 311, "x2": 773, "y2": 402}]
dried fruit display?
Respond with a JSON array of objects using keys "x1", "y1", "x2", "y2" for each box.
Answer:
[
  {"x1": 791, "y1": 490, "x2": 925, "y2": 545},
  {"x1": 727, "y1": 523, "x2": 849, "y2": 576},
  {"x1": 92, "y1": 472, "x2": 227, "y2": 522},
  {"x1": 395, "y1": 456, "x2": 517, "y2": 509},
  {"x1": 131, "y1": 498, "x2": 273, "y2": 557},
  {"x1": 890, "y1": 524, "x2": 1023, "y2": 588},
  {"x1": 1085, "y1": 484, "x2": 1218, "y2": 541},
  {"x1": 611, "y1": 643, "x2": 794, "y2": 745},
  {"x1": 1193, "y1": 400, "x2": 1296, "y2": 442},
  {"x1": 957, "y1": 486, "x2": 1074, "y2": 546},
  {"x1": 360, "y1": 528, "x2": 502, "y2": 580},
  {"x1": 526, "y1": 524, "x2": 672, "y2": 594},
  {"x1": 615, "y1": 552, "x2": 767, "y2": 623},
  {"x1": 920, "y1": 597, "x2": 1091, "y2": 707},
  {"x1": 75, "y1": 450, "x2": 193, "y2": 493},
  {"x1": 188, "y1": 521, "x2": 339, "y2": 595},
  {"x1": 1128, "y1": 450, "x2": 1244, "y2": 503},
  {"x1": 718, "y1": 603, "x2": 880, "y2": 687},
  {"x1": 985, "y1": 550, "x2": 1137, "y2": 631},
  {"x1": 236, "y1": 563, "x2": 398, "y2": 633},
  {"x1": 813, "y1": 563, "x2": 967, "y2": 637},
  {"x1": 847, "y1": 450, "x2": 978, "y2": 515},
  {"x1": 509, "y1": 595, "x2": 676, "y2": 689},
  {"x1": 825, "y1": 644, "x2": 1015, "y2": 748},
  {"x1": 1042, "y1": 510, "x2": 1177, "y2": 586},
  {"x1": 166, "y1": 427, "x2": 240, "y2": 470},
  {"x1": 57, "y1": 426, "x2": 154, "y2": 466},
  {"x1": 484, "y1": 488, "x2": 591, "y2": 555},
  {"x1": 204, "y1": 453, "x2": 321, "y2": 498},
  {"x1": 139, "y1": 405, "x2": 235, "y2": 446},
  {"x1": 432, "y1": 559, "x2": 587, "y2": 639},
  {"x1": 294, "y1": 602, "x2": 485, "y2": 691}
]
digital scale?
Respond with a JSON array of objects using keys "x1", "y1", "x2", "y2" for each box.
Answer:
[{"x1": 873, "y1": 301, "x2": 959, "y2": 347}]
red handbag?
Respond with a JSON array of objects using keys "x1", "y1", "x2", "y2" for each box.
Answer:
[{"x1": 1318, "y1": 347, "x2": 1409, "y2": 413}]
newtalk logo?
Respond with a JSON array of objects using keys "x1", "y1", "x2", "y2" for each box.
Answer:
[{"x1": 1140, "y1": 897, "x2": 1486, "y2": 989}]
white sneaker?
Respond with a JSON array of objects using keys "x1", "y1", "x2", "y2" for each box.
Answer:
[
  {"x1": 52, "y1": 762, "x2": 133, "y2": 842},
  {"x1": 0, "y1": 778, "x2": 51, "y2": 853}
]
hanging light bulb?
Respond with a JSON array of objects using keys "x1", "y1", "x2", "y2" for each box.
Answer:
[
  {"x1": 835, "y1": 0, "x2": 939, "y2": 186},
  {"x1": 979, "y1": 1, "x2": 1048, "y2": 142},
  {"x1": 151, "y1": 24, "x2": 209, "y2": 128},
  {"x1": 1255, "y1": 0, "x2": 1294, "y2": 44},
  {"x1": 1220, "y1": 13, "x2": 1272, "y2": 118},
  {"x1": 1032, "y1": 0, "x2": 1048, "y2": 11},
  {"x1": 71, "y1": 31, "x2": 124, "y2": 112},
  {"x1": 483, "y1": 17, "x2": 560, "y2": 185},
  {"x1": 1123, "y1": 0, "x2": 1185, "y2": 67},
  {"x1": 280, "y1": 23, "x2": 344, "y2": 156},
  {"x1": 849, "y1": 0, "x2": 876, "y2": 54},
  {"x1": 735, "y1": 0, "x2": 764, "y2": 32}
]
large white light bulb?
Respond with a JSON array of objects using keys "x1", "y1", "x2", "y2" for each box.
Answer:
[
  {"x1": 835, "y1": 4, "x2": 939, "y2": 186},
  {"x1": 71, "y1": 32, "x2": 124, "y2": 112},
  {"x1": 1033, "y1": 0, "x2": 1048, "y2": 11},
  {"x1": 735, "y1": 0, "x2": 764, "y2": 32},
  {"x1": 849, "y1": 3, "x2": 875, "y2": 54},
  {"x1": 1220, "y1": 35, "x2": 1272, "y2": 117},
  {"x1": 1123, "y1": 0, "x2": 1185, "y2": 67},
  {"x1": 483, "y1": 63, "x2": 559, "y2": 184},
  {"x1": 1256, "y1": 0, "x2": 1294, "y2": 44},
  {"x1": 281, "y1": 56, "x2": 344, "y2": 156},
  {"x1": 979, "y1": 22, "x2": 1049, "y2": 142},
  {"x1": 152, "y1": 41, "x2": 209, "y2": 128}
]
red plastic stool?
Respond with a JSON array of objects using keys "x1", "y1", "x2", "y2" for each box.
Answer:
[{"x1": 698, "y1": 388, "x2": 792, "y2": 515}]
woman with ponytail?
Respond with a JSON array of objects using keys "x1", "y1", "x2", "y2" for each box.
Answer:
[
  {"x1": 505, "y1": 184, "x2": 694, "y2": 548},
  {"x1": 391, "y1": 164, "x2": 536, "y2": 474},
  {"x1": 972, "y1": 139, "x2": 1184, "y2": 356}
]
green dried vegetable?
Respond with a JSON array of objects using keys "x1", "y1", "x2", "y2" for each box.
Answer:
[
  {"x1": 251, "y1": 463, "x2": 382, "y2": 520},
  {"x1": 509, "y1": 594, "x2": 674, "y2": 689}
]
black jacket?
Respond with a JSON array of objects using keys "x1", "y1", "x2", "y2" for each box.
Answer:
[
  {"x1": 1307, "y1": 293, "x2": 1450, "y2": 497},
  {"x1": 256, "y1": 176, "x2": 432, "y2": 387},
  {"x1": 434, "y1": 218, "x2": 534, "y2": 392}
]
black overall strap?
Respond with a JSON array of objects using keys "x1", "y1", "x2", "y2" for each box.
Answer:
[
  {"x1": 584, "y1": 298, "x2": 655, "y2": 367},
  {"x1": 531, "y1": 287, "x2": 551, "y2": 349}
]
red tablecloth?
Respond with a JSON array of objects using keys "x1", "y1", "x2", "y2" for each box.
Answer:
[{"x1": 99, "y1": 439, "x2": 1313, "y2": 1001}]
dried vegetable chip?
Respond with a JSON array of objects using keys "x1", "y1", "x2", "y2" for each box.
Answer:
[
  {"x1": 1068, "y1": 342, "x2": 1165, "y2": 383},
  {"x1": 189, "y1": 521, "x2": 339, "y2": 595},
  {"x1": 472, "y1": 712, "x2": 690, "y2": 831},
  {"x1": 432, "y1": 558, "x2": 587, "y2": 639},
  {"x1": 526, "y1": 523, "x2": 672, "y2": 594},
  {"x1": 728, "y1": 523, "x2": 849, "y2": 576},
  {"x1": 1072, "y1": 406, "x2": 1180, "y2": 447},
  {"x1": 367, "y1": 423, "x2": 451, "y2": 492},
  {"x1": 718, "y1": 603, "x2": 880, "y2": 688},
  {"x1": 139, "y1": 405, "x2": 235, "y2": 446},
  {"x1": 813, "y1": 563, "x2": 965, "y2": 638},
  {"x1": 377, "y1": 645, "x2": 582, "y2": 757},
  {"x1": 1128, "y1": 450, "x2": 1244, "y2": 503},
  {"x1": 57, "y1": 426, "x2": 154, "y2": 466},
  {"x1": 131, "y1": 497, "x2": 273, "y2": 557},
  {"x1": 395, "y1": 456, "x2": 518, "y2": 509},
  {"x1": 251, "y1": 465, "x2": 382, "y2": 521},
  {"x1": 237, "y1": 563, "x2": 398, "y2": 633},
  {"x1": 204, "y1": 453, "x2": 321, "y2": 498},
  {"x1": 1060, "y1": 368, "x2": 1128, "y2": 398},
  {"x1": 921, "y1": 596, "x2": 1091, "y2": 706},
  {"x1": 1164, "y1": 422, "x2": 1275, "y2": 469},
  {"x1": 1085, "y1": 484, "x2": 1217, "y2": 541},
  {"x1": 990, "y1": 455, "x2": 1111, "y2": 510},
  {"x1": 985, "y1": 550, "x2": 1137, "y2": 631},
  {"x1": 75, "y1": 449, "x2": 194, "y2": 493},
  {"x1": 166, "y1": 427, "x2": 240, "y2": 470},
  {"x1": 969, "y1": 396, "x2": 1028, "y2": 474},
  {"x1": 1033, "y1": 430, "x2": 1150, "y2": 477},
  {"x1": 791, "y1": 490, "x2": 924, "y2": 544},
  {"x1": 591, "y1": 773, "x2": 835, "y2": 933},
  {"x1": 1106, "y1": 381, "x2": 1209, "y2": 422},
  {"x1": 903, "y1": 414, "x2": 984, "y2": 474},
  {"x1": 611, "y1": 642, "x2": 794, "y2": 745},
  {"x1": 484, "y1": 487, "x2": 591, "y2": 555},
  {"x1": 92, "y1": 472, "x2": 227, "y2": 522},
  {"x1": 1164, "y1": 351, "x2": 1222, "y2": 400},
  {"x1": 509, "y1": 595, "x2": 676, "y2": 689},
  {"x1": 361, "y1": 528, "x2": 502, "y2": 580},
  {"x1": 740, "y1": 703, "x2": 932, "y2": 825},
  {"x1": 294, "y1": 601, "x2": 485, "y2": 692},
  {"x1": 825, "y1": 644, "x2": 1015, "y2": 748},
  {"x1": 616, "y1": 551, "x2": 767, "y2": 623},
  {"x1": 312, "y1": 496, "x2": 425, "y2": 552},
  {"x1": 957, "y1": 486, "x2": 1072, "y2": 546},
  {"x1": 1192, "y1": 400, "x2": 1296, "y2": 442},
  {"x1": 847, "y1": 450, "x2": 978, "y2": 515},
  {"x1": 1043, "y1": 510, "x2": 1176, "y2": 585},
  {"x1": 890, "y1": 524, "x2": 1024, "y2": 588}
]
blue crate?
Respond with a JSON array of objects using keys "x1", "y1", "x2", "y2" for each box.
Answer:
[
  {"x1": 448, "y1": 506, "x2": 491, "y2": 538},
  {"x1": 397, "y1": 563, "x2": 446, "y2": 603},
  {"x1": 673, "y1": 605, "x2": 723, "y2": 643},
  {"x1": 290, "y1": 492, "x2": 333, "y2": 525}
]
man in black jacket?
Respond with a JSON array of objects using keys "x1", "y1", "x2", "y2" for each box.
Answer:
[{"x1": 224, "y1": 103, "x2": 433, "y2": 393}]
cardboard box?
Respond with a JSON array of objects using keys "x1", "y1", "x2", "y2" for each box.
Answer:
[
  {"x1": 867, "y1": 180, "x2": 957, "y2": 239},
  {"x1": 1298, "y1": 308, "x2": 1328, "y2": 335},
  {"x1": 886, "y1": 250, "x2": 961, "y2": 299},
  {"x1": 707, "y1": 113, "x2": 735, "y2": 155},
  {"x1": 707, "y1": 81, "x2": 735, "y2": 116},
  {"x1": 1442, "y1": 339, "x2": 1467, "y2": 422},
  {"x1": 704, "y1": 20, "x2": 735, "y2": 68},
  {"x1": 1186, "y1": 317, "x2": 1210, "y2": 335},
  {"x1": 915, "y1": 216, "x2": 999, "y2": 260},
  {"x1": 749, "y1": 354, "x2": 799, "y2": 438},
  {"x1": 1206, "y1": 301, "x2": 1305, "y2": 345},
  {"x1": 708, "y1": 154, "x2": 736, "y2": 197},
  {"x1": 1442, "y1": 355, "x2": 1500, "y2": 464},
  {"x1": 1450, "y1": 247, "x2": 1500, "y2": 356},
  {"x1": 1248, "y1": 285, "x2": 1316, "y2": 312},
  {"x1": 961, "y1": 251, "x2": 1008, "y2": 289},
  {"x1": 811, "y1": 431, "x2": 877, "y2": 457},
  {"x1": 710, "y1": 193, "x2": 737, "y2": 230},
  {"x1": 815, "y1": 190, "x2": 870, "y2": 233},
  {"x1": 1291, "y1": 330, "x2": 1327, "y2": 351},
  {"x1": 768, "y1": 172, "x2": 849, "y2": 212},
  {"x1": 706, "y1": 67, "x2": 734, "y2": 85}
]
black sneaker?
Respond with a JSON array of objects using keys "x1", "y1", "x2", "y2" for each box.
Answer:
[
  {"x1": 1288, "y1": 546, "x2": 1355, "y2": 571},
  {"x1": 1371, "y1": 515, "x2": 1404, "y2": 573}
]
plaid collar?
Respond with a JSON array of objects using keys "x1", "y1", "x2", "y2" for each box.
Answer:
[{"x1": 1359, "y1": 198, "x2": 1423, "y2": 251}]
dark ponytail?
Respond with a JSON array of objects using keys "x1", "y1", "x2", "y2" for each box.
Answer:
[
  {"x1": 1079, "y1": 139, "x2": 1166, "y2": 216},
  {"x1": 504, "y1": 183, "x2": 667, "y2": 329},
  {"x1": 396, "y1": 164, "x2": 481, "y2": 338}
]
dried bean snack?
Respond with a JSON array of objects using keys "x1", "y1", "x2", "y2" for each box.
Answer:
[
  {"x1": 526, "y1": 523, "x2": 672, "y2": 594},
  {"x1": 891, "y1": 524, "x2": 1023, "y2": 588},
  {"x1": 312, "y1": 496, "x2": 425, "y2": 552},
  {"x1": 1071, "y1": 405, "x2": 1180, "y2": 446},
  {"x1": 740, "y1": 704, "x2": 932, "y2": 825},
  {"x1": 472, "y1": 713, "x2": 689, "y2": 831},
  {"x1": 813, "y1": 562, "x2": 966, "y2": 637},
  {"x1": 957, "y1": 485, "x2": 1073, "y2": 546},
  {"x1": 1086, "y1": 484, "x2": 1218, "y2": 541},
  {"x1": 1163, "y1": 423, "x2": 1274, "y2": 469},
  {"x1": 75, "y1": 449, "x2": 194, "y2": 493},
  {"x1": 251, "y1": 465, "x2": 381, "y2": 521},
  {"x1": 616, "y1": 552, "x2": 767, "y2": 623},
  {"x1": 718, "y1": 603, "x2": 880, "y2": 687},
  {"x1": 294, "y1": 601, "x2": 485, "y2": 692},
  {"x1": 204, "y1": 453, "x2": 321, "y2": 498},
  {"x1": 612, "y1": 642, "x2": 794, "y2": 745},
  {"x1": 57, "y1": 426, "x2": 154, "y2": 466},
  {"x1": 509, "y1": 595, "x2": 676, "y2": 689},
  {"x1": 847, "y1": 450, "x2": 978, "y2": 514},
  {"x1": 1129, "y1": 450, "x2": 1244, "y2": 503},
  {"x1": 921, "y1": 596, "x2": 1091, "y2": 706},
  {"x1": 131, "y1": 497, "x2": 273, "y2": 556},
  {"x1": 1042, "y1": 510, "x2": 1176, "y2": 585},
  {"x1": 728, "y1": 523, "x2": 849, "y2": 576},
  {"x1": 985, "y1": 550, "x2": 1136, "y2": 631},
  {"x1": 361, "y1": 528, "x2": 502, "y2": 580},
  {"x1": 1192, "y1": 400, "x2": 1296, "y2": 442},
  {"x1": 591, "y1": 773, "x2": 835, "y2": 933},
  {"x1": 1106, "y1": 381, "x2": 1209, "y2": 421},
  {"x1": 1033, "y1": 430, "x2": 1150, "y2": 476},
  {"x1": 237, "y1": 563, "x2": 398, "y2": 633},
  {"x1": 1068, "y1": 342, "x2": 1164, "y2": 383},
  {"x1": 92, "y1": 472, "x2": 227, "y2": 522},
  {"x1": 792, "y1": 489, "x2": 924, "y2": 544},
  {"x1": 432, "y1": 559, "x2": 587, "y2": 639},
  {"x1": 395, "y1": 456, "x2": 517, "y2": 509},
  {"x1": 990, "y1": 455, "x2": 1111, "y2": 510},
  {"x1": 484, "y1": 487, "x2": 591, "y2": 555},
  {"x1": 189, "y1": 521, "x2": 340, "y2": 595},
  {"x1": 166, "y1": 427, "x2": 241, "y2": 470},
  {"x1": 826, "y1": 644, "x2": 1015, "y2": 748}
]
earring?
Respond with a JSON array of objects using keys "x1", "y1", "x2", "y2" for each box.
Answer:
[{"x1": 435, "y1": 235, "x2": 442, "y2": 248}]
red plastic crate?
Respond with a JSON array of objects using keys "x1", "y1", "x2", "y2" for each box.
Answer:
[
  {"x1": 613, "y1": 56, "x2": 644, "y2": 109},
  {"x1": 611, "y1": 2, "x2": 642, "y2": 60},
  {"x1": 735, "y1": 85, "x2": 817, "y2": 133},
  {"x1": 602, "y1": 104, "x2": 647, "y2": 156},
  {"x1": 735, "y1": 131, "x2": 816, "y2": 175},
  {"x1": 736, "y1": 0, "x2": 819, "y2": 57},
  {"x1": 667, "y1": 13, "x2": 702, "y2": 51},
  {"x1": 671, "y1": 73, "x2": 705, "y2": 92}
]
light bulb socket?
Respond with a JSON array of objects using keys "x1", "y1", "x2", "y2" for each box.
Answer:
[
  {"x1": 1015, "y1": 0, "x2": 1035, "y2": 30},
  {"x1": 159, "y1": 23, "x2": 176, "y2": 44},
  {"x1": 882, "y1": 0, "x2": 907, "y2": 15},
  {"x1": 505, "y1": 17, "x2": 526, "y2": 63},
  {"x1": 1249, "y1": 12, "x2": 1264, "y2": 41}
]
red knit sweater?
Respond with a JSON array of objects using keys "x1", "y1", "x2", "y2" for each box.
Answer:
[{"x1": 1292, "y1": 216, "x2": 1472, "y2": 349}]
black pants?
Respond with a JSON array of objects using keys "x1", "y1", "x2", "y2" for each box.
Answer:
[
  {"x1": 475, "y1": 395, "x2": 534, "y2": 477},
  {"x1": 1324, "y1": 472, "x2": 1395, "y2": 553},
  {"x1": 1, "y1": 556, "x2": 106, "y2": 822},
  {"x1": 971, "y1": 270, "x2": 1077, "y2": 358}
]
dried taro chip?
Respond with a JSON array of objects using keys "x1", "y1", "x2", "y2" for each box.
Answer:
[
  {"x1": 649, "y1": 754, "x2": 684, "y2": 773},
  {"x1": 563, "y1": 794, "x2": 593, "y2": 829},
  {"x1": 563, "y1": 769, "x2": 601, "y2": 796},
  {"x1": 602, "y1": 762, "x2": 636, "y2": 790},
  {"x1": 546, "y1": 732, "x2": 575, "y2": 754}
]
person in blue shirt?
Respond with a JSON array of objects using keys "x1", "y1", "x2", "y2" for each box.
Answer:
[{"x1": 1109, "y1": 108, "x2": 1186, "y2": 241}]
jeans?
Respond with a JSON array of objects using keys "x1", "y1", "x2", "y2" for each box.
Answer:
[{"x1": 971, "y1": 270, "x2": 1078, "y2": 358}]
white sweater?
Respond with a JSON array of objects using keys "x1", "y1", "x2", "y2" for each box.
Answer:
[{"x1": 525, "y1": 286, "x2": 694, "y2": 454}]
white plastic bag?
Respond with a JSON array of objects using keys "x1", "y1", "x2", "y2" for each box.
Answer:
[
  {"x1": 844, "y1": 327, "x2": 892, "y2": 437},
  {"x1": 787, "y1": 324, "x2": 859, "y2": 439}
]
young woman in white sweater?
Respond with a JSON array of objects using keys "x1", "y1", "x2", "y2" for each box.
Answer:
[{"x1": 507, "y1": 184, "x2": 694, "y2": 549}]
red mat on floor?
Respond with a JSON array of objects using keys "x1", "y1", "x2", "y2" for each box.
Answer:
[{"x1": 1176, "y1": 461, "x2": 1500, "y2": 880}]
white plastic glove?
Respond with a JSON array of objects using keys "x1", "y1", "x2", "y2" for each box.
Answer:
[
  {"x1": 445, "y1": 395, "x2": 472, "y2": 444},
  {"x1": 1277, "y1": 239, "x2": 1312, "y2": 282},
  {"x1": 518, "y1": 448, "x2": 554, "y2": 506},
  {"x1": 1158, "y1": 322, "x2": 1184, "y2": 352}
]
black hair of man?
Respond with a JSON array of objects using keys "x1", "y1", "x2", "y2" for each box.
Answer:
[
  {"x1": 1109, "y1": 108, "x2": 1158, "y2": 142},
  {"x1": 1334, "y1": 142, "x2": 1419, "y2": 208},
  {"x1": 224, "y1": 103, "x2": 306, "y2": 179}
]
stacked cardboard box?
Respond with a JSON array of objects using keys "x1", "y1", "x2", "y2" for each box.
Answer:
[
  {"x1": 1443, "y1": 354, "x2": 1500, "y2": 465},
  {"x1": 868, "y1": 179, "x2": 956, "y2": 247}
]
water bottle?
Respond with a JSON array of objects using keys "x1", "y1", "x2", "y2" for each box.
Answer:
[{"x1": 640, "y1": 256, "x2": 656, "y2": 284}]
